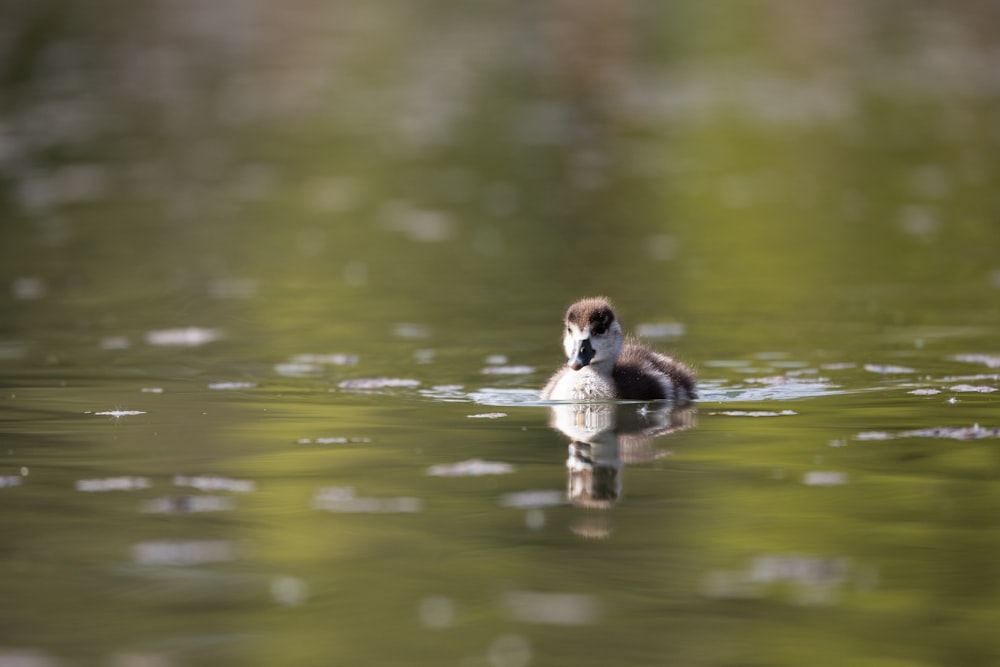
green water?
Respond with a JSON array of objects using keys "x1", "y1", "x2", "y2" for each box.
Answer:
[{"x1": 2, "y1": 3, "x2": 1000, "y2": 666}]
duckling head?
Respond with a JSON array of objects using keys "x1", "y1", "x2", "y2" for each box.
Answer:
[{"x1": 561, "y1": 297, "x2": 623, "y2": 371}]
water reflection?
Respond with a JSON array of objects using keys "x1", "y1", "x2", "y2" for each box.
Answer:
[
  {"x1": 702, "y1": 553, "x2": 866, "y2": 607},
  {"x1": 548, "y1": 402, "x2": 695, "y2": 510}
]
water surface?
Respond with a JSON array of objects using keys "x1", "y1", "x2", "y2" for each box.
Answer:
[{"x1": 2, "y1": 3, "x2": 1000, "y2": 666}]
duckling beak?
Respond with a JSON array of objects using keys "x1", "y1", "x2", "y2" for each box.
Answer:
[{"x1": 569, "y1": 338, "x2": 596, "y2": 370}]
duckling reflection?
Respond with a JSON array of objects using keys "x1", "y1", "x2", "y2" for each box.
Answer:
[{"x1": 550, "y1": 402, "x2": 695, "y2": 509}]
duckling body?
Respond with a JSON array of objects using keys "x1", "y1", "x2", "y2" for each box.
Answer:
[{"x1": 540, "y1": 297, "x2": 696, "y2": 402}]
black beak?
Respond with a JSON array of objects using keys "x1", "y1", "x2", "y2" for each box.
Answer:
[{"x1": 568, "y1": 338, "x2": 595, "y2": 370}]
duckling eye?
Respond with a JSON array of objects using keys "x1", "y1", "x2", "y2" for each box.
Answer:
[{"x1": 593, "y1": 324, "x2": 607, "y2": 335}]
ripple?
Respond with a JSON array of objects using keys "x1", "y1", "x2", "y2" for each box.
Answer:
[
  {"x1": 418, "y1": 385, "x2": 468, "y2": 402},
  {"x1": 338, "y1": 377, "x2": 421, "y2": 390},
  {"x1": 417, "y1": 595, "x2": 456, "y2": 629},
  {"x1": 290, "y1": 353, "x2": 359, "y2": 366},
  {"x1": 141, "y1": 495, "x2": 237, "y2": 513},
  {"x1": 90, "y1": 410, "x2": 147, "y2": 418},
  {"x1": 274, "y1": 362, "x2": 323, "y2": 377},
  {"x1": 746, "y1": 375, "x2": 829, "y2": 386},
  {"x1": 0, "y1": 341, "x2": 29, "y2": 361},
  {"x1": 382, "y1": 205, "x2": 455, "y2": 243},
  {"x1": 469, "y1": 388, "x2": 545, "y2": 406},
  {"x1": 635, "y1": 322, "x2": 686, "y2": 339},
  {"x1": 99, "y1": 335, "x2": 131, "y2": 350},
  {"x1": 271, "y1": 575, "x2": 310, "y2": 607},
  {"x1": 864, "y1": 364, "x2": 916, "y2": 374},
  {"x1": 0, "y1": 650, "x2": 60, "y2": 667},
  {"x1": 313, "y1": 486, "x2": 422, "y2": 513},
  {"x1": 700, "y1": 381, "x2": 842, "y2": 402},
  {"x1": 712, "y1": 410, "x2": 797, "y2": 417},
  {"x1": 940, "y1": 373, "x2": 1000, "y2": 382},
  {"x1": 952, "y1": 353, "x2": 1000, "y2": 368},
  {"x1": 948, "y1": 384, "x2": 997, "y2": 393},
  {"x1": 426, "y1": 384, "x2": 678, "y2": 407},
  {"x1": 480, "y1": 365, "x2": 536, "y2": 375},
  {"x1": 803, "y1": 471, "x2": 848, "y2": 486},
  {"x1": 500, "y1": 591, "x2": 602, "y2": 625},
  {"x1": 132, "y1": 540, "x2": 236, "y2": 565},
  {"x1": 173, "y1": 474, "x2": 256, "y2": 493},
  {"x1": 208, "y1": 381, "x2": 258, "y2": 390},
  {"x1": 821, "y1": 362, "x2": 857, "y2": 370},
  {"x1": 145, "y1": 327, "x2": 222, "y2": 347},
  {"x1": 703, "y1": 359, "x2": 751, "y2": 368},
  {"x1": 0, "y1": 476, "x2": 23, "y2": 489},
  {"x1": 702, "y1": 553, "x2": 854, "y2": 605},
  {"x1": 427, "y1": 459, "x2": 514, "y2": 477},
  {"x1": 295, "y1": 436, "x2": 371, "y2": 445},
  {"x1": 855, "y1": 424, "x2": 1000, "y2": 441},
  {"x1": 207, "y1": 277, "x2": 258, "y2": 300},
  {"x1": 500, "y1": 490, "x2": 564, "y2": 509},
  {"x1": 11, "y1": 276, "x2": 47, "y2": 300},
  {"x1": 76, "y1": 476, "x2": 151, "y2": 492},
  {"x1": 392, "y1": 323, "x2": 431, "y2": 338}
]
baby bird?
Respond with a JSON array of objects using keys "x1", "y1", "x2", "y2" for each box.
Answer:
[{"x1": 540, "y1": 297, "x2": 696, "y2": 402}]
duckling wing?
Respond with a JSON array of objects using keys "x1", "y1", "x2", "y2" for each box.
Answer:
[
  {"x1": 645, "y1": 349, "x2": 698, "y2": 400},
  {"x1": 613, "y1": 343, "x2": 697, "y2": 401}
]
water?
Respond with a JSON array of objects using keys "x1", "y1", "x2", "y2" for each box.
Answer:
[{"x1": 3, "y1": 3, "x2": 1000, "y2": 666}]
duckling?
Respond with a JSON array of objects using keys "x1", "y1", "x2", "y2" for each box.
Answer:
[{"x1": 540, "y1": 297, "x2": 696, "y2": 402}]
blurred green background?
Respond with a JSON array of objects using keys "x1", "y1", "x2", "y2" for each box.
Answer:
[{"x1": 3, "y1": 0, "x2": 998, "y2": 349}]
